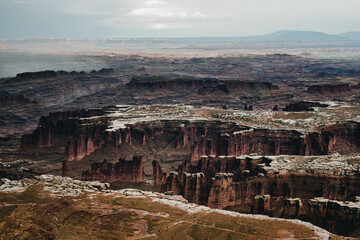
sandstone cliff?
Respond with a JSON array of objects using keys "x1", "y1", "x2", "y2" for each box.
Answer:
[
  {"x1": 20, "y1": 107, "x2": 360, "y2": 176},
  {"x1": 191, "y1": 121, "x2": 360, "y2": 160},
  {"x1": 162, "y1": 155, "x2": 360, "y2": 236},
  {"x1": 152, "y1": 160, "x2": 167, "y2": 185},
  {"x1": 81, "y1": 156, "x2": 145, "y2": 182},
  {"x1": 21, "y1": 109, "x2": 106, "y2": 149}
]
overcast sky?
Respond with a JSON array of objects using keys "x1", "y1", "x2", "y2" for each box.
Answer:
[{"x1": 1, "y1": 0, "x2": 359, "y2": 39}]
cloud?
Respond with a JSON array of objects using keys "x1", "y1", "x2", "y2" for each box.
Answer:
[
  {"x1": 126, "y1": 0, "x2": 208, "y2": 30},
  {"x1": 128, "y1": 0, "x2": 207, "y2": 20},
  {"x1": 12, "y1": 0, "x2": 35, "y2": 4},
  {"x1": 149, "y1": 22, "x2": 188, "y2": 30}
]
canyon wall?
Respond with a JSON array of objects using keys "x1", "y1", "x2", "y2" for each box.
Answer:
[
  {"x1": 21, "y1": 109, "x2": 106, "y2": 149},
  {"x1": 152, "y1": 161, "x2": 167, "y2": 185},
  {"x1": 81, "y1": 156, "x2": 145, "y2": 182},
  {"x1": 191, "y1": 121, "x2": 360, "y2": 161},
  {"x1": 20, "y1": 107, "x2": 360, "y2": 168},
  {"x1": 162, "y1": 155, "x2": 360, "y2": 236}
]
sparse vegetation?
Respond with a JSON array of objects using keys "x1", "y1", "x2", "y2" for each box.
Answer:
[{"x1": 0, "y1": 185, "x2": 322, "y2": 240}]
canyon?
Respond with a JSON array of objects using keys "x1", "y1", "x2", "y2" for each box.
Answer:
[
  {"x1": 13, "y1": 102, "x2": 360, "y2": 236},
  {"x1": 2, "y1": 53, "x2": 360, "y2": 238}
]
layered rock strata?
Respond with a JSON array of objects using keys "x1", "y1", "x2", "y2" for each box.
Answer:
[
  {"x1": 20, "y1": 107, "x2": 360, "y2": 176},
  {"x1": 152, "y1": 160, "x2": 167, "y2": 185},
  {"x1": 21, "y1": 109, "x2": 106, "y2": 149},
  {"x1": 162, "y1": 155, "x2": 360, "y2": 236},
  {"x1": 191, "y1": 121, "x2": 360, "y2": 161},
  {"x1": 81, "y1": 156, "x2": 145, "y2": 182}
]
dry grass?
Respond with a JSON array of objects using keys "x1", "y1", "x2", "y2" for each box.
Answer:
[{"x1": 0, "y1": 186, "x2": 321, "y2": 240}]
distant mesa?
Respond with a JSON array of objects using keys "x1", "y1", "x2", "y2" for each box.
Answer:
[
  {"x1": 307, "y1": 84, "x2": 352, "y2": 94},
  {"x1": 259, "y1": 30, "x2": 345, "y2": 41},
  {"x1": 0, "y1": 90, "x2": 37, "y2": 105},
  {"x1": 126, "y1": 76, "x2": 279, "y2": 94},
  {"x1": 338, "y1": 31, "x2": 360, "y2": 41},
  {"x1": 5, "y1": 68, "x2": 114, "y2": 84}
]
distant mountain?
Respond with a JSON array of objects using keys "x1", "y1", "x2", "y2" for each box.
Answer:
[
  {"x1": 247, "y1": 30, "x2": 346, "y2": 41},
  {"x1": 338, "y1": 32, "x2": 360, "y2": 41}
]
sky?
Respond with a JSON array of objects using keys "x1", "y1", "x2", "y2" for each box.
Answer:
[{"x1": 0, "y1": 0, "x2": 359, "y2": 39}]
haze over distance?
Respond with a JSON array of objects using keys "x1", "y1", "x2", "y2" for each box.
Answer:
[
  {"x1": 1, "y1": 0, "x2": 360, "y2": 78},
  {"x1": 0, "y1": 0, "x2": 360, "y2": 39}
]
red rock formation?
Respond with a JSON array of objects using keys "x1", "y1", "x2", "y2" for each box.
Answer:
[
  {"x1": 191, "y1": 122, "x2": 360, "y2": 160},
  {"x1": 253, "y1": 195, "x2": 271, "y2": 215},
  {"x1": 22, "y1": 104, "x2": 360, "y2": 159},
  {"x1": 306, "y1": 198, "x2": 360, "y2": 236},
  {"x1": 20, "y1": 108, "x2": 106, "y2": 150},
  {"x1": 315, "y1": 121, "x2": 360, "y2": 154},
  {"x1": 65, "y1": 123, "x2": 107, "y2": 161},
  {"x1": 282, "y1": 198, "x2": 302, "y2": 218},
  {"x1": 81, "y1": 156, "x2": 145, "y2": 182},
  {"x1": 165, "y1": 164, "x2": 360, "y2": 207},
  {"x1": 20, "y1": 126, "x2": 53, "y2": 148},
  {"x1": 65, "y1": 120, "x2": 244, "y2": 162},
  {"x1": 162, "y1": 155, "x2": 360, "y2": 236},
  {"x1": 152, "y1": 161, "x2": 167, "y2": 185},
  {"x1": 163, "y1": 171, "x2": 208, "y2": 205},
  {"x1": 207, "y1": 173, "x2": 236, "y2": 209}
]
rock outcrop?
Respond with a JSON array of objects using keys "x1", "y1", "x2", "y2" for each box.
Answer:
[
  {"x1": 20, "y1": 107, "x2": 360, "y2": 182},
  {"x1": 306, "y1": 197, "x2": 360, "y2": 236},
  {"x1": 81, "y1": 156, "x2": 145, "y2": 183},
  {"x1": 21, "y1": 109, "x2": 106, "y2": 149},
  {"x1": 63, "y1": 119, "x2": 247, "y2": 162},
  {"x1": 162, "y1": 154, "x2": 360, "y2": 236},
  {"x1": 152, "y1": 161, "x2": 167, "y2": 185},
  {"x1": 191, "y1": 121, "x2": 360, "y2": 160},
  {"x1": 0, "y1": 90, "x2": 36, "y2": 105}
]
